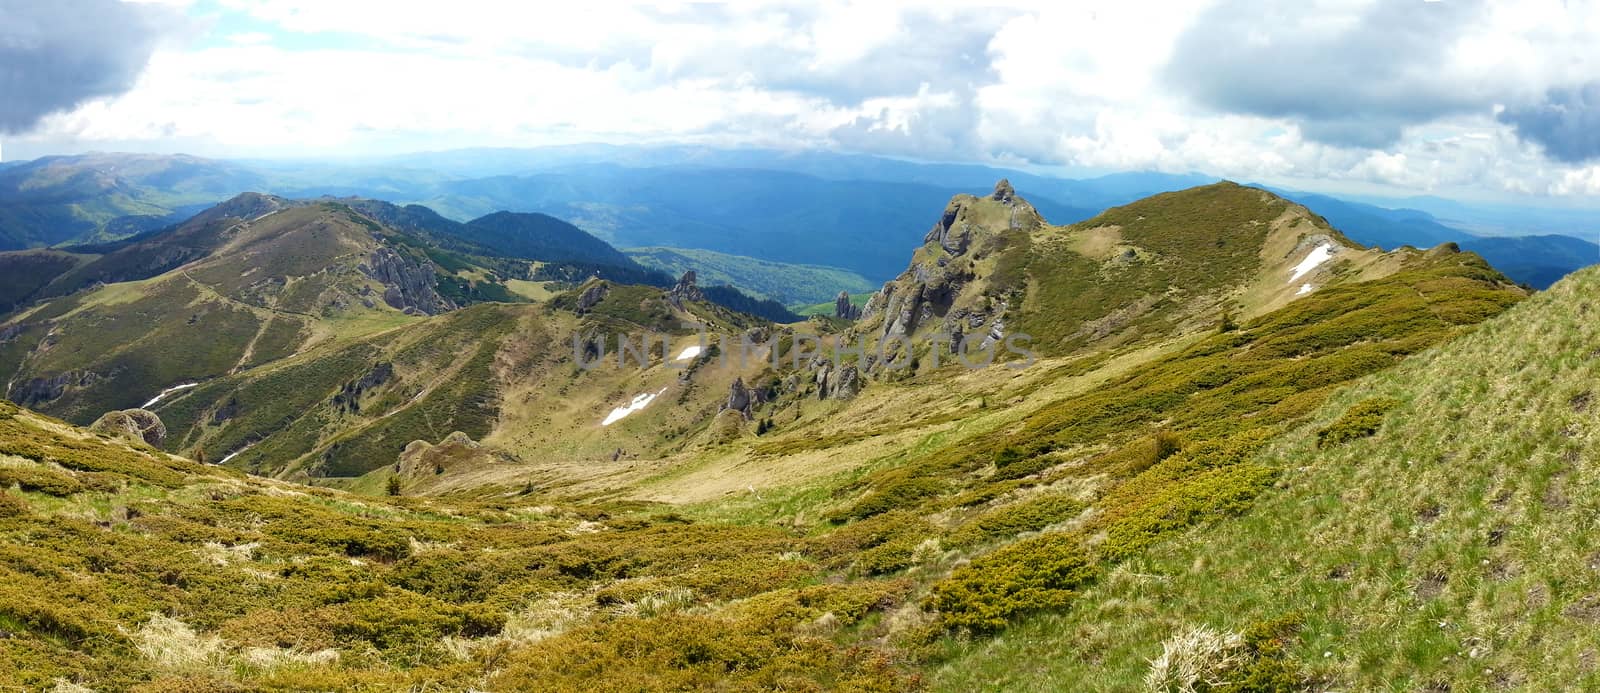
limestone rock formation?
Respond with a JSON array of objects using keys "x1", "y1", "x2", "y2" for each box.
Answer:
[
  {"x1": 576, "y1": 281, "x2": 610, "y2": 312},
  {"x1": 395, "y1": 431, "x2": 501, "y2": 480},
  {"x1": 723, "y1": 376, "x2": 773, "y2": 418},
  {"x1": 360, "y1": 246, "x2": 455, "y2": 315},
  {"x1": 812, "y1": 361, "x2": 862, "y2": 401},
  {"x1": 332, "y1": 362, "x2": 394, "y2": 414},
  {"x1": 667, "y1": 271, "x2": 705, "y2": 308},
  {"x1": 834, "y1": 291, "x2": 861, "y2": 320},
  {"x1": 992, "y1": 178, "x2": 1015, "y2": 203},
  {"x1": 90, "y1": 408, "x2": 166, "y2": 447},
  {"x1": 9, "y1": 370, "x2": 99, "y2": 408}
]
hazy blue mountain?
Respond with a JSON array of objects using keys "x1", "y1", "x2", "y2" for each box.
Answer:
[
  {"x1": 0, "y1": 153, "x2": 266, "y2": 249},
  {"x1": 1275, "y1": 191, "x2": 1473, "y2": 248},
  {"x1": 464, "y1": 211, "x2": 636, "y2": 267},
  {"x1": 625, "y1": 246, "x2": 875, "y2": 306},
  {"x1": 1348, "y1": 193, "x2": 1600, "y2": 240},
  {"x1": 0, "y1": 148, "x2": 1592, "y2": 290},
  {"x1": 416, "y1": 164, "x2": 1098, "y2": 279},
  {"x1": 1457, "y1": 234, "x2": 1599, "y2": 289}
]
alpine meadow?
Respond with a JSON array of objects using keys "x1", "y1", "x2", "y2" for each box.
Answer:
[{"x1": 1, "y1": 2, "x2": 1598, "y2": 692}]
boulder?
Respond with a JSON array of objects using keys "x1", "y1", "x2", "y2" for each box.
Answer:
[{"x1": 90, "y1": 409, "x2": 166, "y2": 447}]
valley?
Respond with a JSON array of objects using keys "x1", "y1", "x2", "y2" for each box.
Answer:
[{"x1": 3, "y1": 175, "x2": 1583, "y2": 691}]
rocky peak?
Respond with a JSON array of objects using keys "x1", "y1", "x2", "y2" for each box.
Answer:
[
  {"x1": 668, "y1": 271, "x2": 705, "y2": 308},
  {"x1": 834, "y1": 291, "x2": 861, "y2": 321}
]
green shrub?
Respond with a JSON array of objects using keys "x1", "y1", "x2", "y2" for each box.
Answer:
[
  {"x1": 1316, "y1": 397, "x2": 1403, "y2": 448},
  {"x1": 809, "y1": 511, "x2": 934, "y2": 567},
  {"x1": 929, "y1": 533, "x2": 1097, "y2": 632},
  {"x1": 837, "y1": 477, "x2": 946, "y2": 520},
  {"x1": 949, "y1": 493, "x2": 1085, "y2": 547},
  {"x1": 0, "y1": 466, "x2": 83, "y2": 496},
  {"x1": 0, "y1": 490, "x2": 27, "y2": 517}
]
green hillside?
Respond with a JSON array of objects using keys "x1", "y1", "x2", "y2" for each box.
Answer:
[
  {"x1": 935, "y1": 264, "x2": 1598, "y2": 691},
  {"x1": 626, "y1": 246, "x2": 876, "y2": 305},
  {"x1": 2, "y1": 181, "x2": 1576, "y2": 692},
  {"x1": 796, "y1": 292, "x2": 871, "y2": 317}
]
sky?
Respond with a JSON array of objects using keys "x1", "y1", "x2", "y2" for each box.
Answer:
[{"x1": 2, "y1": 0, "x2": 1599, "y2": 204}]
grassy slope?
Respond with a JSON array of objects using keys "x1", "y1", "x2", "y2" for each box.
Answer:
[
  {"x1": 625, "y1": 246, "x2": 877, "y2": 306},
  {"x1": 932, "y1": 267, "x2": 1598, "y2": 691},
  {"x1": 0, "y1": 400, "x2": 918, "y2": 691}
]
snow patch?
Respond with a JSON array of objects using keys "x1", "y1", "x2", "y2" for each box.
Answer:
[
  {"x1": 601, "y1": 388, "x2": 668, "y2": 426},
  {"x1": 219, "y1": 444, "x2": 253, "y2": 465},
  {"x1": 675, "y1": 345, "x2": 704, "y2": 361},
  {"x1": 142, "y1": 383, "x2": 198, "y2": 408},
  {"x1": 1297, "y1": 283, "x2": 1314, "y2": 295},
  {"x1": 1289, "y1": 244, "x2": 1335, "y2": 283}
]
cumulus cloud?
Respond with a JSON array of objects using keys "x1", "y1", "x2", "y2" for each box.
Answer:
[
  {"x1": 0, "y1": 0, "x2": 180, "y2": 133},
  {"x1": 1162, "y1": 0, "x2": 1491, "y2": 148},
  {"x1": 10, "y1": 0, "x2": 1600, "y2": 200},
  {"x1": 1498, "y1": 82, "x2": 1600, "y2": 163}
]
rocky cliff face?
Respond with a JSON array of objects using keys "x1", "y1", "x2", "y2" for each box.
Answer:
[
  {"x1": 360, "y1": 246, "x2": 455, "y2": 316},
  {"x1": 814, "y1": 361, "x2": 861, "y2": 401}
]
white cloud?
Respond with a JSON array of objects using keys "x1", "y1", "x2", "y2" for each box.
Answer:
[{"x1": 9, "y1": 0, "x2": 1600, "y2": 202}]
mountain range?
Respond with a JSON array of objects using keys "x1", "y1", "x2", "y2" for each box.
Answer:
[
  {"x1": 0, "y1": 172, "x2": 1595, "y2": 691},
  {"x1": 1, "y1": 149, "x2": 1591, "y2": 290}
]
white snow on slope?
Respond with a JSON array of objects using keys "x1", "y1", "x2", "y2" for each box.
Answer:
[
  {"x1": 601, "y1": 388, "x2": 668, "y2": 426},
  {"x1": 219, "y1": 444, "x2": 253, "y2": 465},
  {"x1": 1289, "y1": 244, "x2": 1335, "y2": 283},
  {"x1": 675, "y1": 345, "x2": 703, "y2": 361},
  {"x1": 142, "y1": 383, "x2": 198, "y2": 408},
  {"x1": 1297, "y1": 283, "x2": 1314, "y2": 295}
]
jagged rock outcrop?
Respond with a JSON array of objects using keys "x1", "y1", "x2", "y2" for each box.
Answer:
[
  {"x1": 667, "y1": 271, "x2": 705, "y2": 309},
  {"x1": 89, "y1": 408, "x2": 166, "y2": 447},
  {"x1": 360, "y1": 247, "x2": 455, "y2": 316},
  {"x1": 813, "y1": 362, "x2": 862, "y2": 401},
  {"x1": 877, "y1": 180, "x2": 1043, "y2": 343},
  {"x1": 0, "y1": 324, "x2": 24, "y2": 343},
  {"x1": 8, "y1": 370, "x2": 98, "y2": 407},
  {"x1": 726, "y1": 377, "x2": 754, "y2": 418},
  {"x1": 992, "y1": 178, "x2": 1015, "y2": 202},
  {"x1": 576, "y1": 282, "x2": 610, "y2": 313},
  {"x1": 212, "y1": 396, "x2": 240, "y2": 424},
  {"x1": 834, "y1": 291, "x2": 861, "y2": 321},
  {"x1": 332, "y1": 362, "x2": 394, "y2": 414},
  {"x1": 722, "y1": 376, "x2": 773, "y2": 418}
]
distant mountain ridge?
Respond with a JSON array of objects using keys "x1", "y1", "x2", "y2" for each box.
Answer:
[
  {"x1": 0, "y1": 150, "x2": 1592, "y2": 290},
  {"x1": 1270, "y1": 188, "x2": 1599, "y2": 288}
]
